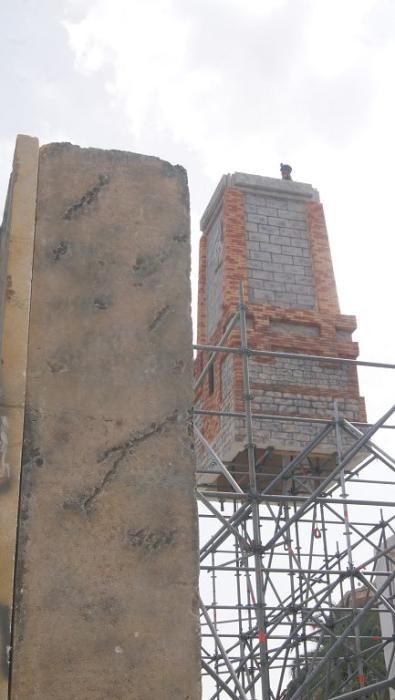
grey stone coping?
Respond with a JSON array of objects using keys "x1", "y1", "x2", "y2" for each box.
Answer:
[{"x1": 201, "y1": 172, "x2": 320, "y2": 231}]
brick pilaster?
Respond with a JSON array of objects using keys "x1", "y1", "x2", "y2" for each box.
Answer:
[
  {"x1": 194, "y1": 174, "x2": 367, "y2": 452},
  {"x1": 222, "y1": 187, "x2": 248, "y2": 313},
  {"x1": 307, "y1": 202, "x2": 340, "y2": 316},
  {"x1": 197, "y1": 234, "x2": 208, "y2": 345}
]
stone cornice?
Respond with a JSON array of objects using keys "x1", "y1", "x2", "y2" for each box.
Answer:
[{"x1": 201, "y1": 172, "x2": 320, "y2": 232}]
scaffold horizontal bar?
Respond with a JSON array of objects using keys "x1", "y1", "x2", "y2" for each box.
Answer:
[
  {"x1": 203, "y1": 604, "x2": 390, "y2": 613},
  {"x1": 200, "y1": 633, "x2": 394, "y2": 640},
  {"x1": 193, "y1": 343, "x2": 395, "y2": 370},
  {"x1": 200, "y1": 565, "x2": 393, "y2": 575},
  {"x1": 193, "y1": 408, "x2": 395, "y2": 429},
  {"x1": 328, "y1": 676, "x2": 395, "y2": 700},
  {"x1": 199, "y1": 491, "x2": 395, "y2": 508},
  {"x1": 193, "y1": 312, "x2": 240, "y2": 392},
  {"x1": 197, "y1": 286, "x2": 395, "y2": 700}
]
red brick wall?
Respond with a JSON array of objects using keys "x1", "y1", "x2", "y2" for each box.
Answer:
[
  {"x1": 197, "y1": 234, "x2": 208, "y2": 345},
  {"x1": 222, "y1": 187, "x2": 249, "y2": 312},
  {"x1": 307, "y1": 202, "x2": 340, "y2": 316},
  {"x1": 195, "y1": 185, "x2": 367, "y2": 443}
]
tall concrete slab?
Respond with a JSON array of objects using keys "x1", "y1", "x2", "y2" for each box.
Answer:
[
  {"x1": 0, "y1": 135, "x2": 39, "y2": 699},
  {"x1": 8, "y1": 143, "x2": 200, "y2": 699}
]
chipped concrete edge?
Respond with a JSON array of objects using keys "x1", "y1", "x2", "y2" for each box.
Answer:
[{"x1": 0, "y1": 134, "x2": 39, "y2": 696}]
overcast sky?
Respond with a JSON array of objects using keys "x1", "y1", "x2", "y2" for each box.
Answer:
[{"x1": 1, "y1": 0, "x2": 394, "y2": 429}]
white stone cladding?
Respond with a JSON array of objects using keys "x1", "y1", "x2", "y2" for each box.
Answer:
[
  {"x1": 219, "y1": 354, "x2": 235, "y2": 442},
  {"x1": 252, "y1": 390, "x2": 360, "y2": 420},
  {"x1": 197, "y1": 413, "x2": 363, "y2": 486},
  {"x1": 234, "y1": 415, "x2": 362, "y2": 459},
  {"x1": 196, "y1": 354, "x2": 363, "y2": 479},
  {"x1": 195, "y1": 355, "x2": 238, "y2": 477},
  {"x1": 249, "y1": 357, "x2": 349, "y2": 391},
  {"x1": 206, "y1": 213, "x2": 223, "y2": 337},
  {"x1": 245, "y1": 192, "x2": 316, "y2": 309}
]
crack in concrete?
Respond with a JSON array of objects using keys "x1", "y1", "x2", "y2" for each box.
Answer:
[
  {"x1": 82, "y1": 410, "x2": 178, "y2": 512},
  {"x1": 63, "y1": 174, "x2": 109, "y2": 220},
  {"x1": 82, "y1": 450, "x2": 127, "y2": 512},
  {"x1": 148, "y1": 304, "x2": 170, "y2": 332}
]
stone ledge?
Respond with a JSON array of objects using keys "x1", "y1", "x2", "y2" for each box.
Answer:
[{"x1": 201, "y1": 171, "x2": 320, "y2": 230}]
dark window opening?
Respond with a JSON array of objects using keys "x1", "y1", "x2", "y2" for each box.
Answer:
[{"x1": 208, "y1": 364, "x2": 215, "y2": 396}]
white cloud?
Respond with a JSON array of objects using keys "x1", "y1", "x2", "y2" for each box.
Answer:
[
  {"x1": 304, "y1": 0, "x2": 378, "y2": 77},
  {"x1": 63, "y1": 0, "x2": 394, "y2": 174},
  {"x1": 1, "y1": 0, "x2": 393, "y2": 422},
  {"x1": 64, "y1": 0, "x2": 308, "y2": 167},
  {"x1": 62, "y1": 2, "x2": 395, "y2": 412},
  {"x1": 64, "y1": 0, "x2": 195, "y2": 137}
]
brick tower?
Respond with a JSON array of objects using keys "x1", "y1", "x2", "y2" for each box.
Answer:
[{"x1": 194, "y1": 168, "x2": 367, "y2": 493}]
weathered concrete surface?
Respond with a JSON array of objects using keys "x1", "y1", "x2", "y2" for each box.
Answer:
[
  {"x1": 11, "y1": 143, "x2": 200, "y2": 699},
  {"x1": 0, "y1": 135, "x2": 39, "y2": 698}
]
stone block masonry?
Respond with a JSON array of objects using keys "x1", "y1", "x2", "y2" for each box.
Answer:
[
  {"x1": 0, "y1": 137, "x2": 200, "y2": 699},
  {"x1": 206, "y1": 212, "x2": 223, "y2": 337},
  {"x1": 245, "y1": 191, "x2": 316, "y2": 308},
  {"x1": 195, "y1": 171, "x2": 366, "y2": 488}
]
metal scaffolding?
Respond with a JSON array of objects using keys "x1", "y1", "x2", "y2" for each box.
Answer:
[{"x1": 194, "y1": 287, "x2": 395, "y2": 700}]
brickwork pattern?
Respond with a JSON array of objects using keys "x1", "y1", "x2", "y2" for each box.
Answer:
[
  {"x1": 194, "y1": 174, "x2": 367, "y2": 470},
  {"x1": 197, "y1": 235, "x2": 207, "y2": 344},
  {"x1": 307, "y1": 202, "x2": 340, "y2": 316},
  {"x1": 250, "y1": 357, "x2": 350, "y2": 391},
  {"x1": 195, "y1": 186, "x2": 248, "y2": 444},
  {"x1": 251, "y1": 389, "x2": 361, "y2": 421},
  {"x1": 234, "y1": 415, "x2": 362, "y2": 460},
  {"x1": 206, "y1": 213, "x2": 224, "y2": 337},
  {"x1": 222, "y1": 188, "x2": 249, "y2": 313},
  {"x1": 245, "y1": 192, "x2": 316, "y2": 309},
  {"x1": 195, "y1": 354, "x2": 237, "y2": 473}
]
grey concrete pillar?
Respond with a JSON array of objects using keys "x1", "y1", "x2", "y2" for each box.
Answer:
[{"x1": 2, "y1": 140, "x2": 200, "y2": 700}]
